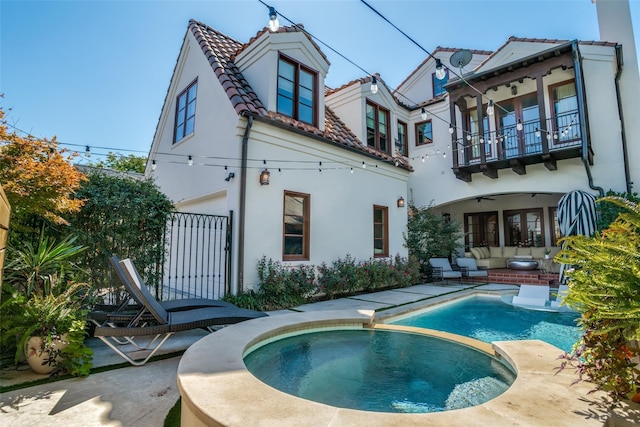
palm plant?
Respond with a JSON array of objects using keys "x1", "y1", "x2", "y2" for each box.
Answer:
[
  {"x1": 558, "y1": 196, "x2": 640, "y2": 401},
  {"x1": 3, "y1": 232, "x2": 86, "y2": 297}
]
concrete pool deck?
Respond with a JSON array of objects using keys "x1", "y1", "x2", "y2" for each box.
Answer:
[{"x1": 1, "y1": 282, "x2": 639, "y2": 426}]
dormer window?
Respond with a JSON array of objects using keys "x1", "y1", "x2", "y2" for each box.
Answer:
[
  {"x1": 277, "y1": 54, "x2": 317, "y2": 126},
  {"x1": 366, "y1": 100, "x2": 390, "y2": 154},
  {"x1": 432, "y1": 69, "x2": 449, "y2": 97}
]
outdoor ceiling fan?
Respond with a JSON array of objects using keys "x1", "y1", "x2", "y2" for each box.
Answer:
[{"x1": 476, "y1": 196, "x2": 495, "y2": 202}]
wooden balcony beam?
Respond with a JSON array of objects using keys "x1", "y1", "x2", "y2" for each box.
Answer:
[
  {"x1": 454, "y1": 168, "x2": 472, "y2": 182},
  {"x1": 510, "y1": 159, "x2": 526, "y2": 175},
  {"x1": 542, "y1": 154, "x2": 557, "y2": 171},
  {"x1": 480, "y1": 164, "x2": 498, "y2": 179}
]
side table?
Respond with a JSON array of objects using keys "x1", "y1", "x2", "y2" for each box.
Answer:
[{"x1": 539, "y1": 258, "x2": 553, "y2": 273}]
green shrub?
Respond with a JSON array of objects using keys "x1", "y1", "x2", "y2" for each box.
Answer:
[
  {"x1": 224, "y1": 258, "x2": 317, "y2": 311},
  {"x1": 317, "y1": 254, "x2": 421, "y2": 299},
  {"x1": 317, "y1": 254, "x2": 360, "y2": 298},
  {"x1": 227, "y1": 255, "x2": 421, "y2": 311},
  {"x1": 404, "y1": 203, "x2": 463, "y2": 278},
  {"x1": 558, "y1": 196, "x2": 640, "y2": 401},
  {"x1": 68, "y1": 171, "x2": 173, "y2": 304}
]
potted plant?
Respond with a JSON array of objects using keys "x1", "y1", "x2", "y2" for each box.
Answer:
[
  {"x1": 4, "y1": 281, "x2": 92, "y2": 374},
  {"x1": 0, "y1": 233, "x2": 93, "y2": 376}
]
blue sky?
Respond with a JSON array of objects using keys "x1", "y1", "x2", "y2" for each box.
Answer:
[{"x1": 1, "y1": 0, "x2": 638, "y2": 162}]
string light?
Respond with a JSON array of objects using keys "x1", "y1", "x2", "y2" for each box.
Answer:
[
  {"x1": 434, "y1": 59, "x2": 446, "y2": 80},
  {"x1": 151, "y1": 160, "x2": 157, "y2": 171},
  {"x1": 188, "y1": 155, "x2": 193, "y2": 166},
  {"x1": 268, "y1": 6, "x2": 280, "y2": 32},
  {"x1": 370, "y1": 75, "x2": 378, "y2": 94},
  {"x1": 516, "y1": 119, "x2": 523, "y2": 131},
  {"x1": 421, "y1": 107, "x2": 427, "y2": 120}
]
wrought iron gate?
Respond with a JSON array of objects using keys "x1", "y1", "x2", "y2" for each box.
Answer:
[{"x1": 159, "y1": 211, "x2": 232, "y2": 301}]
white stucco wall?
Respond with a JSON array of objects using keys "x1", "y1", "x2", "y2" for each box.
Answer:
[
  {"x1": 580, "y1": 44, "x2": 627, "y2": 194},
  {"x1": 147, "y1": 31, "x2": 242, "y2": 208},
  {"x1": 597, "y1": 0, "x2": 640, "y2": 192},
  {"x1": 240, "y1": 121, "x2": 410, "y2": 290}
]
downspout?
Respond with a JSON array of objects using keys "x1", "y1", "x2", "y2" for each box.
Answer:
[
  {"x1": 573, "y1": 41, "x2": 605, "y2": 197},
  {"x1": 613, "y1": 44, "x2": 632, "y2": 194},
  {"x1": 237, "y1": 113, "x2": 253, "y2": 293}
]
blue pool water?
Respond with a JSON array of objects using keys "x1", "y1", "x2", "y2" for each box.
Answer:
[
  {"x1": 244, "y1": 329, "x2": 515, "y2": 413},
  {"x1": 391, "y1": 296, "x2": 581, "y2": 352}
]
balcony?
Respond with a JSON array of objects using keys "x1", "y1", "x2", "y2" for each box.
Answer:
[{"x1": 452, "y1": 110, "x2": 584, "y2": 181}]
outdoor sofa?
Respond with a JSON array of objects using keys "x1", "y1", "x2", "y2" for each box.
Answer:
[{"x1": 465, "y1": 246, "x2": 561, "y2": 271}]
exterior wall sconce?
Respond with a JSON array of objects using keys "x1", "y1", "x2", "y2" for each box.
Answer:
[
  {"x1": 259, "y1": 169, "x2": 270, "y2": 185},
  {"x1": 397, "y1": 197, "x2": 405, "y2": 208}
]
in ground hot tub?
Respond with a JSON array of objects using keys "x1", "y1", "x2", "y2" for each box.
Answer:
[
  {"x1": 244, "y1": 327, "x2": 514, "y2": 413},
  {"x1": 177, "y1": 308, "x2": 611, "y2": 426}
]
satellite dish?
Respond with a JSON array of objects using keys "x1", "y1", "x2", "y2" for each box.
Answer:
[{"x1": 450, "y1": 49, "x2": 472, "y2": 69}]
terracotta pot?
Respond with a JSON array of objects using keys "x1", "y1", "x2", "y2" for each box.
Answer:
[{"x1": 25, "y1": 335, "x2": 68, "y2": 374}]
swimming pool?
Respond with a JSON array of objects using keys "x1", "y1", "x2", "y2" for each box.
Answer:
[
  {"x1": 244, "y1": 328, "x2": 515, "y2": 413},
  {"x1": 389, "y1": 295, "x2": 580, "y2": 352}
]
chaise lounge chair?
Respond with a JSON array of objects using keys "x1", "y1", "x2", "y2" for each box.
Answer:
[
  {"x1": 512, "y1": 284, "x2": 550, "y2": 307},
  {"x1": 428, "y1": 258, "x2": 462, "y2": 284},
  {"x1": 107, "y1": 256, "x2": 234, "y2": 312},
  {"x1": 93, "y1": 258, "x2": 267, "y2": 366},
  {"x1": 455, "y1": 257, "x2": 489, "y2": 283}
]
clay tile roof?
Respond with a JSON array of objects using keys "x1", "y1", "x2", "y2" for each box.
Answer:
[
  {"x1": 475, "y1": 36, "x2": 618, "y2": 71},
  {"x1": 189, "y1": 19, "x2": 268, "y2": 116},
  {"x1": 395, "y1": 47, "x2": 493, "y2": 93},
  {"x1": 189, "y1": 20, "x2": 408, "y2": 169}
]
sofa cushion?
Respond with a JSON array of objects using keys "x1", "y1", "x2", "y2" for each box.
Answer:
[
  {"x1": 502, "y1": 246, "x2": 517, "y2": 258},
  {"x1": 516, "y1": 247, "x2": 532, "y2": 256},
  {"x1": 530, "y1": 247, "x2": 546, "y2": 259},
  {"x1": 480, "y1": 247, "x2": 491, "y2": 258},
  {"x1": 489, "y1": 246, "x2": 503, "y2": 258},
  {"x1": 470, "y1": 247, "x2": 484, "y2": 259}
]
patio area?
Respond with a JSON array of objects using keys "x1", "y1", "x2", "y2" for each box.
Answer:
[{"x1": 1, "y1": 282, "x2": 638, "y2": 426}]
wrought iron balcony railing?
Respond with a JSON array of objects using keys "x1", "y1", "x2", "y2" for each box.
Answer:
[{"x1": 454, "y1": 110, "x2": 582, "y2": 167}]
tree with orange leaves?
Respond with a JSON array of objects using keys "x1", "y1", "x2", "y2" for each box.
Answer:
[{"x1": 0, "y1": 107, "x2": 86, "y2": 227}]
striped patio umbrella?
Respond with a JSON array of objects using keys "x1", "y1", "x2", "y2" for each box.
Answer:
[{"x1": 557, "y1": 190, "x2": 597, "y2": 281}]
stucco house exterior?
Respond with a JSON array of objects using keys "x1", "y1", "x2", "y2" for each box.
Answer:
[
  {"x1": 147, "y1": 21, "x2": 412, "y2": 293},
  {"x1": 147, "y1": 1, "x2": 638, "y2": 295}
]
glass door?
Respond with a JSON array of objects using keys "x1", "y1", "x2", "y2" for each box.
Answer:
[
  {"x1": 503, "y1": 208, "x2": 544, "y2": 247},
  {"x1": 521, "y1": 94, "x2": 541, "y2": 154},
  {"x1": 498, "y1": 101, "x2": 518, "y2": 158},
  {"x1": 464, "y1": 211, "x2": 499, "y2": 250}
]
